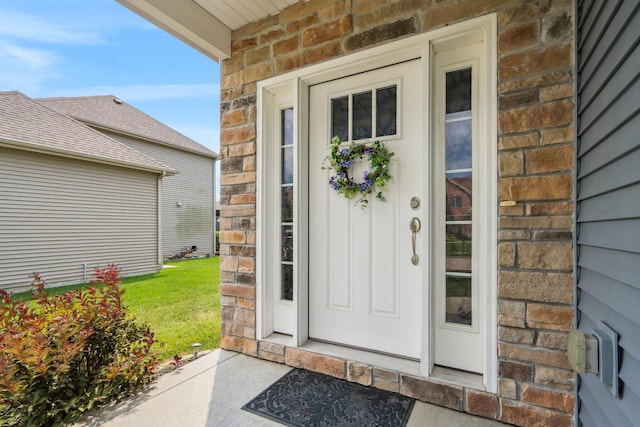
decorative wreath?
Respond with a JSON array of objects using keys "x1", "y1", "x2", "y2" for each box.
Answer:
[{"x1": 322, "y1": 136, "x2": 394, "y2": 208}]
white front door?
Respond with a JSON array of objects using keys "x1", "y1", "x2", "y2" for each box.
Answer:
[{"x1": 308, "y1": 60, "x2": 423, "y2": 359}]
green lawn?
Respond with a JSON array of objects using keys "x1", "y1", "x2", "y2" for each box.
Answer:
[{"x1": 13, "y1": 257, "x2": 220, "y2": 363}]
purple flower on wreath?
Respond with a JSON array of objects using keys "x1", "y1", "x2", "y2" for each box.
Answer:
[
  {"x1": 340, "y1": 148, "x2": 349, "y2": 156},
  {"x1": 340, "y1": 159, "x2": 353, "y2": 168},
  {"x1": 359, "y1": 183, "x2": 368, "y2": 191},
  {"x1": 329, "y1": 176, "x2": 339, "y2": 190},
  {"x1": 363, "y1": 170, "x2": 372, "y2": 187},
  {"x1": 337, "y1": 171, "x2": 347, "y2": 178},
  {"x1": 364, "y1": 147, "x2": 374, "y2": 156}
]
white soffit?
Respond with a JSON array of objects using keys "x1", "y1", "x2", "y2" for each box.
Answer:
[
  {"x1": 117, "y1": 0, "x2": 309, "y2": 62},
  {"x1": 195, "y1": 0, "x2": 305, "y2": 30}
]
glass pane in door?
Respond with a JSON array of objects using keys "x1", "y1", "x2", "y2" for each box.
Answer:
[
  {"x1": 445, "y1": 111, "x2": 472, "y2": 170},
  {"x1": 281, "y1": 264, "x2": 294, "y2": 301},
  {"x1": 352, "y1": 91, "x2": 372, "y2": 140},
  {"x1": 446, "y1": 68, "x2": 471, "y2": 112},
  {"x1": 281, "y1": 186, "x2": 293, "y2": 222},
  {"x1": 282, "y1": 146, "x2": 293, "y2": 184},
  {"x1": 376, "y1": 85, "x2": 397, "y2": 137},
  {"x1": 445, "y1": 277, "x2": 472, "y2": 325},
  {"x1": 331, "y1": 96, "x2": 348, "y2": 142},
  {"x1": 281, "y1": 225, "x2": 293, "y2": 262},
  {"x1": 445, "y1": 224, "x2": 471, "y2": 273}
]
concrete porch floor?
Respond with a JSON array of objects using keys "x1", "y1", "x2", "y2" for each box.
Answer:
[{"x1": 75, "y1": 349, "x2": 507, "y2": 426}]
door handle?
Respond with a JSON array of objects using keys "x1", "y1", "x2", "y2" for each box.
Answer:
[{"x1": 410, "y1": 217, "x2": 421, "y2": 265}]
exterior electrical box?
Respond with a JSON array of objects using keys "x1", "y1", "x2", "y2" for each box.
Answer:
[
  {"x1": 568, "y1": 330, "x2": 599, "y2": 374},
  {"x1": 568, "y1": 322, "x2": 619, "y2": 398}
]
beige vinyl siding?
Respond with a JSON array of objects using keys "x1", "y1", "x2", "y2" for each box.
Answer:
[
  {"x1": 0, "y1": 147, "x2": 161, "y2": 292},
  {"x1": 108, "y1": 133, "x2": 215, "y2": 259}
]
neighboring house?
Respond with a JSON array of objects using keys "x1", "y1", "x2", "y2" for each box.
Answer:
[
  {"x1": 446, "y1": 177, "x2": 472, "y2": 221},
  {"x1": 119, "y1": 1, "x2": 639, "y2": 425},
  {"x1": 0, "y1": 91, "x2": 176, "y2": 292},
  {"x1": 38, "y1": 96, "x2": 218, "y2": 260}
]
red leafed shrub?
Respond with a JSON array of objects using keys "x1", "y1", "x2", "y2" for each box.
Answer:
[{"x1": 0, "y1": 264, "x2": 158, "y2": 427}]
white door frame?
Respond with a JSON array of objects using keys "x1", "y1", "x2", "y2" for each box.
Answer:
[{"x1": 256, "y1": 14, "x2": 497, "y2": 392}]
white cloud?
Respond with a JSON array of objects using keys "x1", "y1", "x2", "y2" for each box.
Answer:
[
  {"x1": 0, "y1": 42, "x2": 59, "y2": 70},
  {"x1": 0, "y1": 41, "x2": 60, "y2": 92},
  {"x1": 0, "y1": 5, "x2": 110, "y2": 93},
  {"x1": 43, "y1": 84, "x2": 220, "y2": 102},
  {"x1": 0, "y1": 8, "x2": 106, "y2": 45}
]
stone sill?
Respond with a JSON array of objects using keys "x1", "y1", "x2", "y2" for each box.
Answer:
[{"x1": 262, "y1": 333, "x2": 484, "y2": 391}]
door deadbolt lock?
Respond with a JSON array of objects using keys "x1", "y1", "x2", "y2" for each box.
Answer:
[{"x1": 410, "y1": 196, "x2": 421, "y2": 210}]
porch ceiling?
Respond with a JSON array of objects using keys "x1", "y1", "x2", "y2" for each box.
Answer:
[{"x1": 116, "y1": 0, "x2": 310, "y2": 62}]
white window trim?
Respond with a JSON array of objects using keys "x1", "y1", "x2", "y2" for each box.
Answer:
[{"x1": 257, "y1": 14, "x2": 497, "y2": 392}]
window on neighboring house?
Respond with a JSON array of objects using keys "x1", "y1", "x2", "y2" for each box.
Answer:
[{"x1": 450, "y1": 196, "x2": 462, "y2": 208}]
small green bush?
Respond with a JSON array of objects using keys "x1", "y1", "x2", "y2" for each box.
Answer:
[{"x1": 0, "y1": 264, "x2": 158, "y2": 426}]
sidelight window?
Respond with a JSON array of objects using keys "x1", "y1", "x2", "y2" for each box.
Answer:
[
  {"x1": 444, "y1": 67, "x2": 473, "y2": 326},
  {"x1": 280, "y1": 108, "x2": 294, "y2": 301}
]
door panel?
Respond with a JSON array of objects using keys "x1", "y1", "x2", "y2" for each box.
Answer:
[{"x1": 309, "y1": 60, "x2": 422, "y2": 358}]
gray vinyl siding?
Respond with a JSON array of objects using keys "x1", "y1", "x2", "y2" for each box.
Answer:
[
  {"x1": 576, "y1": 0, "x2": 640, "y2": 425},
  {"x1": 0, "y1": 147, "x2": 161, "y2": 292},
  {"x1": 107, "y1": 133, "x2": 215, "y2": 259}
]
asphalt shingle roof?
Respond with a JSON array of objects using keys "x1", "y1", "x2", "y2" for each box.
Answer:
[
  {"x1": 0, "y1": 91, "x2": 175, "y2": 174},
  {"x1": 37, "y1": 95, "x2": 217, "y2": 158}
]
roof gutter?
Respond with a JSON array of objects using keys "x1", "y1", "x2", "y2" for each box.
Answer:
[{"x1": 0, "y1": 138, "x2": 178, "y2": 176}]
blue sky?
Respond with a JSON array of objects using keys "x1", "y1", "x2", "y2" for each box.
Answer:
[{"x1": 0, "y1": 0, "x2": 221, "y2": 154}]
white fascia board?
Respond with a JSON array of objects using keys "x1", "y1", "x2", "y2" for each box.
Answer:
[
  {"x1": 0, "y1": 138, "x2": 179, "y2": 176},
  {"x1": 116, "y1": 0, "x2": 231, "y2": 61}
]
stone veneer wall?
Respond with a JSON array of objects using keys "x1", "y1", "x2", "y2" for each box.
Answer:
[{"x1": 218, "y1": 0, "x2": 575, "y2": 425}]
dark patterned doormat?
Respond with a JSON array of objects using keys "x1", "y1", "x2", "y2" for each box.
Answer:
[{"x1": 242, "y1": 368, "x2": 415, "y2": 426}]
